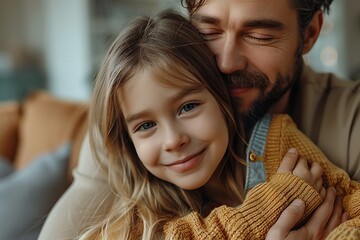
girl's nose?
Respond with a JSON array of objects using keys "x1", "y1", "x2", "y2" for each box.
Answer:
[{"x1": 162, "y1": 126, "x2": 190, "y2": 152}]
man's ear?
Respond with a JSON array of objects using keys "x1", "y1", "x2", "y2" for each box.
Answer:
[{"x1": 302, "y1": 10, "x2": 323, "y2": 54}]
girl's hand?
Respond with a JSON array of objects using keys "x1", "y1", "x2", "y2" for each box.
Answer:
[{"x1": 277, "y1": 148, "x2": 325, "y2": 196}]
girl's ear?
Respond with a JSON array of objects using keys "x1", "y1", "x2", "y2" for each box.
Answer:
[{"x1": 302, "y1": 10, "x2": 323, "y2": 54}]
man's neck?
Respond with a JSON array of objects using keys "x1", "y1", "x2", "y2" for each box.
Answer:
[{"x1": 268, "y1": 90, "x2": 291, "y2": 114}]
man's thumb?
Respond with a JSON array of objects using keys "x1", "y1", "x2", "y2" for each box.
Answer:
[
  {"x1": 266, "y1": 199, "x2": 305, "y2": 239},
  {"x1": 277, "y1": 199, "x2": 305, "y2": 231}
]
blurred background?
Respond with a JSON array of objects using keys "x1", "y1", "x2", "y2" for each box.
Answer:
[{"x1": 0, "y1": 0, "x2": 359, "y2": 103}]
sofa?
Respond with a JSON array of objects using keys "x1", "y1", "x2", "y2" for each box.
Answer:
[{"x1": 0, "y1": 91, "x2": 88, "y2": 240}]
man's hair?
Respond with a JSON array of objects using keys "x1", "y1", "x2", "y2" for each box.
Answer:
[
  {"x1": 292, "y1": 0, "x2": 333, "y2": 31},
  {"x1": 181, "y1": 0, "x2": 333, "y2": 31}
]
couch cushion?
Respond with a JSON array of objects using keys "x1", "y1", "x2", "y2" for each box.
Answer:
[
  {"x1": 14, "y1": 91, "x2": 88, "y2": 182},
  {"x1": 0, "y1": 102, "x2": 20, "y2": 162},
  {"x1": 0, "y1": 143, "x2": 70, "y2": 240}
]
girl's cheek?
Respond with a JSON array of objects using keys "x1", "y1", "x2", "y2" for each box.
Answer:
[{"x1": 134, "y1": 139, "x2": 159, "y2": 166}]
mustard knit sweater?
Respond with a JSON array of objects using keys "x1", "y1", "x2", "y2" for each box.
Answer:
[{"x1": 164, "y1": 114, "x2": 360, "y2": 240}]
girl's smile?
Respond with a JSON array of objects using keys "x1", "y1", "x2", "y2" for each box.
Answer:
[{"x1": 164, "y1": 148, "x2": 206, "y2": 173}]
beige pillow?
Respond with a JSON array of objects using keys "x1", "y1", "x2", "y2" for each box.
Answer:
[
  {"x1": 0, "y1": 102, "x2": 20, "y2": 162},
  {"x1": 14, "y1": 91, "x2": 88, "y2": 181}
]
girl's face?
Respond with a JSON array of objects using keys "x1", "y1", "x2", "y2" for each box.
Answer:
[{"x1": 120, "y1": 68, "x2": 229, "y2": 190}]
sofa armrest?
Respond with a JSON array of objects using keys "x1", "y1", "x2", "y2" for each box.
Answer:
[
  {"x1": 13, "y1": 91, "x2": 88, "y2": 183},
  {"x1": 0, "y1": 102, "x2": 20, "y2": 162}
]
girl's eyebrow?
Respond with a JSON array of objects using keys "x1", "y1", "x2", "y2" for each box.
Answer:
[
  {"x1": 125, "y1": 87, "x2": 204, "y2": 124},
  {"x1": 170, "y1": 87, "x2": 204, "y2": 103},
  {"x1": 125, "y1": 111, "x2": 150, "y2": 125}
]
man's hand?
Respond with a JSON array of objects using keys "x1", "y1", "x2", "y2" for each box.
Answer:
[{"x1": 265, "y1": 187, "x2": 350, "y2": 240}]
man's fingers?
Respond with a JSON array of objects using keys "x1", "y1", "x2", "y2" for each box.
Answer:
[
  {"x1": 306, "y1": 187, "x2": 336, "y2": 236},
  {"x1": 341, "y1": 212, "x2": 350, "y2": 223},
  {"x1": 277, "y1": 148, "x2": 299, "y2": 173},
  {"x1": 266, "y1": 199, "x2": 305, "y2": 239},
  {"x1": 320, "y1": 187, "x2": 327, "y2": 199},
  {"x1": 275, "y1": 199, "x2": 305, "y2": 230},
  {"x1": 323, "y1": 195, "x2": 344, "y2": 237}
]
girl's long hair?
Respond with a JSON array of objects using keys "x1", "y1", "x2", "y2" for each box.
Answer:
[{"x1": 80, "y1": 10, "x2": 246, "y2": 239}]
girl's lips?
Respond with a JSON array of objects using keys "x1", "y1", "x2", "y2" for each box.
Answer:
[{"x1": 166, "y1": 150, "x2": 205, "y2": 173}]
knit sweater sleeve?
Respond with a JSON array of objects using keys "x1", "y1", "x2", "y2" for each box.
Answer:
[
  {"x1": 164, "y1": 173, "x2": 321, "y2": 240},
  {"x1": 267, "y1": 114, "x2": 360, "y2": 240}
]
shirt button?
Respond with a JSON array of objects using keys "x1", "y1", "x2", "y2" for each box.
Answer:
[{"x1": 249, "y1": 152, "x2": 257, "y2": 162}]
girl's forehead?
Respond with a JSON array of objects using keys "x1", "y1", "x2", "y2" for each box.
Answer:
[
  {"x1": 118, "y1": 66, "x2": 207, "y2": 107},
  {"x1": 144, "y1": 64, "x2": 203, "y2": 89},
  {"x1": 119, "y1": 65, "x2": 201, "y2": 95}
]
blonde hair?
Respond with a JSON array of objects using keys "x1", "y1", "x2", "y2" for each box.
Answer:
[{"x1": 81, "y1": 10, "x2": 245, "y2": 239}]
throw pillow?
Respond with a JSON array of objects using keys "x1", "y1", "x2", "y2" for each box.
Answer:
[
  {"x1": 0, "y1": 158, "x2": 14, "y2": 178},
  {"x1": 0, "y1": 143, "x2": 70, "y2": 240}
]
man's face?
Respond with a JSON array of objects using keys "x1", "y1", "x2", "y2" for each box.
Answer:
[{"x1": 191, "y1": 0, "x2": 303, "y2": 121}]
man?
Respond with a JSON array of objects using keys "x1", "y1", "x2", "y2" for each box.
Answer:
[
  {"x1": 39, "y1": 1, "x2": 359, "y2": 239},
  {"x1": 181, "y1": 0, "x2": 360, "y2": 180}
]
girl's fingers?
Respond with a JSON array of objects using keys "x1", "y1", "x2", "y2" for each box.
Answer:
[
  {"x1": 310, "y1": 162, "x2": 323, "y2": 192},
  {"x1": 310, "y1": 161, "x2": 323, "y2": 179},
  {"x1": 277, "y1": 149, "x2": 324, "y2": 193},
  {"x1": 277, "y1": 148, "x2": 299, "y2": 173},
  {"x1": 293, "y1": 156, "x2": 309, "y2": 172},
  {"x1": 292, "y1": 157, "x2": 324, "y2": 191},
  {"x1": 292, "y1": 156, "x2": 311, "y2": 183}
]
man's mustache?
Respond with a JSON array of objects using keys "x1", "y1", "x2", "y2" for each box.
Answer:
[{"x1": 223, "y1": 71, "x2": 269, "y2": 89}]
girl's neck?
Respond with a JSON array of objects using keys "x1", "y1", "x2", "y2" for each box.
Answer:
[
  {"x1": 200, "y1": 182, "x2": 240, "y2": 216},
  {"x1": 201, "y1": 176, "x2": 241, "y2": 208},
  {"x1": 199, "y1": 157, "x2": 245, "y2": 215}
]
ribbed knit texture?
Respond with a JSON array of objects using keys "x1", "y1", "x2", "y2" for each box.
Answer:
[
  {"x1": 268, "y1": 115, "x2": 360, "y2": 240},
  {"x1": 164, "y1": 173, "x2": 321, "y2": 240},
  {"x1": 164, "y1": 114, "x2": 360, "y2": 240}
]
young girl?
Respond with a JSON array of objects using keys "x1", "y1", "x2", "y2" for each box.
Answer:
[{"x1": 81, "y1": 10, "x2": 360, "y2": 240}]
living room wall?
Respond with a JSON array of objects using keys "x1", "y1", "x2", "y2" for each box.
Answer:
[
  {"x1": 0, "y1": 0, "x2": 359, "y2": 103},
  {"x1": 0, "y1": 0, "x2": 91, "y2": 102},
  {"x1": 0, "y1": 0, "x2": 181, "y2": 102}
]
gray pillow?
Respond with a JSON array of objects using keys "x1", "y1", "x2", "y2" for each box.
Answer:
[
  {"x1": 0, "y1": 157, "x2": 14, "y2": 178},
  {"x1": 0, "y1": 143, "x2": 70, "y2": 240}
]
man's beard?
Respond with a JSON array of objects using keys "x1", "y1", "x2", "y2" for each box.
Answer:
[{"x1": 224, "y1": 53, "x2": 304, "y2": 130}]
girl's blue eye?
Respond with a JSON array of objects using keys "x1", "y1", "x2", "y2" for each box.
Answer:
[
  {"x1": 180, "y1": 103, "x2": 198, "y2": 114},
  {"x1": 137, "y1": 122, "x2": 156, "y2": 131}
]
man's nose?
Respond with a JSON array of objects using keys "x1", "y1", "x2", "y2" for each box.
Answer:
[
  {"x1": 216, "y1": 36, "x2": 247, "y2": 74},
  {"x1": 162, "y1": 125, "x2": 190, "y2": 152}
]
